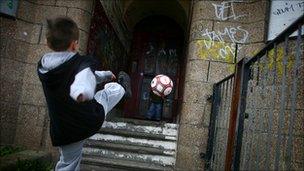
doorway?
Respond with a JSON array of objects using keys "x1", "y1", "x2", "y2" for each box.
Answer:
[{"x1": 124, "y1": 15, "x2": 185, "y2": 122}]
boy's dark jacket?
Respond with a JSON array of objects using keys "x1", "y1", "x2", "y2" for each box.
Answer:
[{"x1": 37, "y1": 53, "x2": 104, "y2": 146}]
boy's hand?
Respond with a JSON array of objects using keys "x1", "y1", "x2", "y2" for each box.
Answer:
[
  {"x1": 76, "y1": 94, "x2": 85, "y2": 103},
  {"x1": 111, "y1": 74, "x2": 116, "y2": 80},
  {"x1": 95, "y1": 71, "x2": 115, "y2": 83}
]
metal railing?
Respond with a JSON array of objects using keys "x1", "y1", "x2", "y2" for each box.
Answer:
[
  {"x1": 204, "y1": 14, "x2": 304, "y2": 171},
  {"x1": 204, "y1": 74, "x2": 235, "y2": 170}
]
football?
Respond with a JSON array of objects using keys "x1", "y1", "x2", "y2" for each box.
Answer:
[{"x1": 150, "y1": 75, "x2": 173, "y2": 97}]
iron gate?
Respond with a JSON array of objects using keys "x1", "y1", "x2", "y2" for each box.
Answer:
[{"x1": 204, "y1": 14, "x2": 304, "y2": 171}]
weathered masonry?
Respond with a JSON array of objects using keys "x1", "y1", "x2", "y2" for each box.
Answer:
[{"x1": 0, "y1": 0, "x2": 303, "y2": 170}]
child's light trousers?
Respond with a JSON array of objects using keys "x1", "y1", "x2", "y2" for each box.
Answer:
[{"x1": 55, "y1": 82, "x2": 125, "y2": 171}]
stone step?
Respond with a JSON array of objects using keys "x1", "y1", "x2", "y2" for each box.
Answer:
[
  {"x1": 102, "y1": 121, "x2": 178, "y2": 138},
  {"x1": 84, "y1": 139, "x2": 175, "y2": 156},
  {"x1": 107, "y1": 118, "x2": 178, "y2": 129},
  {"x1": 81, "y1": 155, "x2": 174, "y2": 171},
  {"x1": 82, "y1": 147, "x2": 176, "y2": 166},
  {"x1": 89, "y1": 134, "x2": 177, "y2": 151},
  {"x1": 98, "y1": 127, "x2": 177, "y2": 141},
  {"x1": 80, "y1": 163, "x2": 126, "y2": 171}
]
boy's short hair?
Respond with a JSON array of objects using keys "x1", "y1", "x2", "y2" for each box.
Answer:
[{"x1": 46, "y1": 16, "x2": 79, "y2": 51}]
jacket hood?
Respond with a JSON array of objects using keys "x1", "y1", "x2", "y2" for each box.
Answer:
[
  {"x1": 39, "y1": 52, "x2": 76, "y2": 74},
  {"x1": 37, "y1": 52, "x2": 77, "y2": 85}
]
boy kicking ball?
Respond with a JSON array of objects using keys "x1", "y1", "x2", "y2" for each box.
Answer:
[{"x1": 37, "y1": 16, "x2": 131, "y2": 171}]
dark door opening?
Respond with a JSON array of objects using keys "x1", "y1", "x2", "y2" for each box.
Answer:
[{"x1": 124, "y1": 15, "x2": 185, "y2": 122}]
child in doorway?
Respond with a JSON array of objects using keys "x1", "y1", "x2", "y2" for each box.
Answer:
[
  {"x1": 37, "y1": 16, "x2": 131, "y2": 171},
  {"x1": 145, "y1": 90, "x2": 164, "y2": 121}
]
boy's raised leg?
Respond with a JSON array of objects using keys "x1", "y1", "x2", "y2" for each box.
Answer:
[
  {"x1": 94, "y1": 82, "x2": 125, "y2": 115},
  {"x1": 94, "y1": 71, "x2": 131, "y2": 116}
]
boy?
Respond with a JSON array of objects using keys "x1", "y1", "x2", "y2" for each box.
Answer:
[
  {"x1": 145, "y1": 90, "x2": 164, "y2": 121},
  {"x1": 37, "y1": 16, "x2": 131, "y2": 171}
]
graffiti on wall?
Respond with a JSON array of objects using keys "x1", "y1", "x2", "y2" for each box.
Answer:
[
  {"x1": 100, "y1": 0, "x2": 130, "y2": 49},
  {"x1": 252, "y1": 42, "x2": 304, "y2": 77},
  {"x1": 192, "y1": 0, "x2": 250, "y2": 62},
  {"x1": 144, "y1": 41, "x2": 179, "y2": 76},
  {"x1": 87, "y1": 0, "x2": 127, "y2": 74},
  {"x1": 213, "y1": 0, "x2": 246, "y2": 21}
]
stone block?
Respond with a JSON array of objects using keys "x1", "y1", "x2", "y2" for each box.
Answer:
[
  {"x1": 213, "y1": 20, "x2": 265, "y2": 44},
  {"x1": 0, "y1": 58, "x2": 25, "y2": 82},
  {"x1": 20, "y1": 83, "x2": 46, "y2": 106},
  {"x1": 79, "y1": 30, "x2": 89, "y2": 52},
  {"x1": 175, "y1": 145, "x2": 205, "y2": 171},
  {"x1": 56, "y1": 0, "x2": 94, "y2": 13},
  {"x1": 0, "y1": 17, "x2": 41, "y2": 44},
  {"x1": 185, "y1": 59, "x2": 209, "y2": 82},
  {"x1": 17, "y1": 105, "x2": 46, "y2": 127},
  {"x1": 192, "y1": 1, "x2": 226, "y2": 22},
  {"x1": 6, "y1": 39, "x2": 30, "y2": 62},
  {"x1": 34, "y1": 5, "x2": 67, "y2": 25},
  {"x1": 14, "y1": 123, "x2": 44, "y2": 149},
  {"x1": 0, "y1": 78, "x2": 23, "y2": 103},
  {"x1": 17, "y1": 0, "x2": 67, "y2": 24},
  {"x1": 0, "y1": 36, "x2": 7, "y2": 59},
  {"x1": 43, "y1": 120, "x2": 59, "y2": 161},
  {"x1": 0, "y1": 122, "x2": 17, "y2": 145},
  {"x1": 245, "y1": 21, "x2": 266, "y2": 43},
  {"x1": 202, "y1": 100, "x2": 212, "y2": 127},
  {"x1": 16, "y1": 0, "x2": 37, "y2": 21},
  {"x1": 67, "y1": 8, "x2": 91, "y2": 32},
  {"x1": 194, "y1": 39, "x2": 237, "y2": 63},
  {"x1": 244, "y1": 108, "x2": 304, "y2": 137},
  {"x1": 27, "y1": 0, "x2": 56, "y2": 5},
  {"x1": 246, "y1": 61, "x2": 304, "y2": 109},
  {"x1": 180, "y1": 101, "x2": 212, "y2": 127},
  {"x1": 26, "y1": 44, "x2": 51, "y2": 64},
  {"x1": 208, "y1": 61, "x2": 235, "y2": 83},
  {"x1": 237, "y1": 42, "x2": 265, "y2": 61},
  {"x1": 183, "y1": 81, "x2": 213, "y2": 103},
  {"x1": 14, "y1": 105, "x2": 47, "y2": 148},
  {"x1": 212, "y1": 21, "x2": 249, "y2": 44},
  {"x1": 239, "y1": 132, "x2": 304, "y2": 170},
  {"x1": 23, "y1": 63, "x2": 40, "y2": 84},
  {"x1": 231, "y1": 0, "x2": 268, "y2": 23},
  {"x1": 187, "y1": 41, "x2": 198, "y2": 60},
  {"x1": 0, "y1": 101, "x2": 19, "y2": 124},
  {"x1": 178, "y1": 124, "x2": 209, "y2": 149},
  {"x1": 190, "y1": 19, "x2": 213, "y2": 41},
  {"x1": 0, "y1": 17, "x2": 16, "y2": 38}
]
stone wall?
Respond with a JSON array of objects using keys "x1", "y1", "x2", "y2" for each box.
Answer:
[
  {"x1": 0, "y1": 0, "x2": 94, "y2": 159},
  {"x1": 175, "y1": 0, "x2": 269, "y2": 170}
]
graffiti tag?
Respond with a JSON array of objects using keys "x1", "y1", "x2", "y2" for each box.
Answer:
[{"x1": 212, "y1": 1, "x2": 246, "y2": 21}]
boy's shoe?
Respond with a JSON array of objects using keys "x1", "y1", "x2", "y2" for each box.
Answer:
[{"x1": 118, "y1": 71, "x2": 132, "y2": 98}]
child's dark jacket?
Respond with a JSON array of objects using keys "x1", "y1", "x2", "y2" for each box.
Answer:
[{"x1": 37, "y1": 53, "x2": 104, "y2": 146}]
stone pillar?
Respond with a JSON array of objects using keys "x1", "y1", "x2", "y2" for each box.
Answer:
[
  {"x1": 0, "y1": 0, "x2": 94, "y2": 159},
  {"x1": 175, "y1": 0, "x2": 268, "y2": 170}
]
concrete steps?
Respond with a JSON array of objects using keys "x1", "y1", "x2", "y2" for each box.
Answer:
[
  {"x1": 81, "y1": 120, "x2": 178, "y2": 171},
  {"x1": 81, "y1": 156, "x2": 173, "y2": 171},
  {"x1": 84, "y1": 140, "x2": 173, "y2": 156}
]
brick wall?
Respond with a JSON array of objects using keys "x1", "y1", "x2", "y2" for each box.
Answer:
[
  {"x1": 175, "y1": 0, "x2": 269, "y2": 170},
  {"x1": 0, "y1": 0, "x2": 94, "y2": 159}
]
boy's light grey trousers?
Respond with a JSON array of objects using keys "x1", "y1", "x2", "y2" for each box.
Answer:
[{"x1": 55, "y1": 82, "x2": 125, "y2": 171}]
